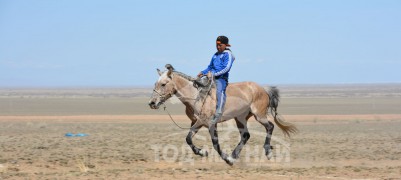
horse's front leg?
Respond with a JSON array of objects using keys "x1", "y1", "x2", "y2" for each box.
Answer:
[
  {"x1": 186, "y1": 121, "x2": 208, "y2": 157},
  {"x1": 209, "y1": 123, "x2": 234, "y2": 166},
  {"x1": 185, "y1": 106, "x2": 208, "y2": 157}
]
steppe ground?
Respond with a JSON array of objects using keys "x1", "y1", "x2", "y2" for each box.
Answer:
[{"x1": 0, "y1": 84, "x2": 400, "y2": 179}]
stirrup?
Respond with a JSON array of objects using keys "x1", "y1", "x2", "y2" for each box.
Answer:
[{"x1": 210, "y1": 113, "x2": 222, "y2": 124}]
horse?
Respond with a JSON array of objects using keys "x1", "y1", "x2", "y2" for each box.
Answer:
[{"x1": 148, "y1": 64, "x2": 297, "y2": 165}]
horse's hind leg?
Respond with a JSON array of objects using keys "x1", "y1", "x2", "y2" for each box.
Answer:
[
  {"x1": 186, "y1": 121, "x2": 208, "y2": 157},
  {"x1": 231, "y1": 113, "x2": 250, "y2": 160},
  {"x1": 209, "y1": 123, "x2": 233, "y2": 165},
  {"x1": 254, "y1": 115, "x2": 274, "y2": 160}
]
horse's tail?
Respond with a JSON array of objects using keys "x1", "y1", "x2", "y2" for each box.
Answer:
[{"x1": 267, "y1": 86, "x2": 298, "y2": 137}]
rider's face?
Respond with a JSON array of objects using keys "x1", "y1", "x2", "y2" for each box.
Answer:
[{"x1": 216, "y1": 43, "x2": 227, "y2": 53}]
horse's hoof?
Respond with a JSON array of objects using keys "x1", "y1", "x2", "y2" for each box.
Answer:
[
  {"x1": 224, "y1": 156, "x2": 235, "y2": 166},
  {"x1": 266, "y1": 149, "x2": 273, "y2": 160},
  {"x1": 199, "y1": 149, "x2": 208, "y2": 157}
]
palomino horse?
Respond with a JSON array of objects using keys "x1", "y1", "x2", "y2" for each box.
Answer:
[{"x1": 148, "y1": 64, "x2": 297, "y2": 165}]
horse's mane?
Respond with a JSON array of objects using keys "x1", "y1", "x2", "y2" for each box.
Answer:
[
  {"x1": 164, "y1": 64, "x2": 196, "y2": 82},
  {"x1": 171, "y1": 70, "x2": 213, "y2": 100},
  {"x1": 163, "y1": 64, "x2": 210, "y2": 89},
  {"x1": 172, "y1": 71, "x2": 196, "y2": 81}
]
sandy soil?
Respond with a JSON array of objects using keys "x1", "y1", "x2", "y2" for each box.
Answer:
[
  {"x1": 2, "y1": 85, "x2": 400, "y2": 179},
  {"x1": 0, "y1": 115, "x2": 400, "y2": 179}
]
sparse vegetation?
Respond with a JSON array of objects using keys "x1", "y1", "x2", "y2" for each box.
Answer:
[{"x1": 0, "y1": 85, "x2": 400, "y2": 179}]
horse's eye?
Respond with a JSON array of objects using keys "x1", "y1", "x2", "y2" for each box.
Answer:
[{"x1": 161, "y1": 84, "x2": 166, "y2": 87}]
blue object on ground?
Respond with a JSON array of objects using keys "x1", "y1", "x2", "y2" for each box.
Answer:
[
  {"x1": 65, "y1": 133, "x2": 75, "y2": 137},
  {"x1": 75, "y1": 133, "x2": 88, "y2": 137},
  {"x1": 65, "y1": 133, "x2": 88, "y2": 137}
]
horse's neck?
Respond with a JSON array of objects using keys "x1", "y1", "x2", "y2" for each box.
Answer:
[
  {"x1": 173, "y1": 75, "x2": 216, "y2": 118},
  {"x1": 172, "y1": 75, "x2": 198, "y2": 106}
]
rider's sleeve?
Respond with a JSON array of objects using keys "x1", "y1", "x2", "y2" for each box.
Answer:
[{"x1": 214, "y1": 51, "x2": 234, "y2": 76}]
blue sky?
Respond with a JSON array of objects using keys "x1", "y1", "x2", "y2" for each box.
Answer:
[{"x1": 1, "y1": 0, "x2": 400, "y2": 87}]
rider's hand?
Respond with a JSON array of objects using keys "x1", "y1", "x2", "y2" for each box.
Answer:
[
  {"x1": 207, "y1": 71, "x2": 213, "y2": 78},
  {"x1": 197, "y1": 72, "x2": 203, "y2": 78}
]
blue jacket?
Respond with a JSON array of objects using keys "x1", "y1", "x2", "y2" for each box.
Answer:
[{"x1": 201, "y1": 49, "x2": 235, "y2": 80}]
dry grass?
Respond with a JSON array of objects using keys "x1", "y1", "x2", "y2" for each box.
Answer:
[
  {"x1": 0, "y1": 117, "x2": 400, "y2": 179},
  {"x1": 0, "y1": 164, "x2": 7, "y2": 174},
  {"x1": 0, "y1": 85, "x2": 400, "y2": 179},
  {"x1": 75, "y1": 159, "x2": 89, "y2": 173}
]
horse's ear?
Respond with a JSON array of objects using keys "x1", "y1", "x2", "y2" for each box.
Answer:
[
  {"x1": 167, "y1": 68, "x2": 172, "y2": 78},
  {"x1": 157, "y1": 68, "x2": 162, "y2": 76},
  {"x1": 165, "y1": 64, "x2": 174, "y2": 71},
  {"x1": 165, "y1": 64, "x2": 174, "y2": 78}
]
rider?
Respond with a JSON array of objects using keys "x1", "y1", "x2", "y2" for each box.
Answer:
[{"x1": 197, "y1": 35, "x2": 235, "y2": 124}]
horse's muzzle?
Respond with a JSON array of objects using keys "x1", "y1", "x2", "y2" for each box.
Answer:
[
  {"x1": 148, "y1": 101, "x2": 157, "y2": 109},
  {"x1": 148, "y1": 100, "x2": 163, "y2": 109}
]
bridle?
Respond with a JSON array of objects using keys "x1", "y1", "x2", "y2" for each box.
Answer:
[
  {"x1": 152, "y1": 76, "x2": 213, "y2": 104},
  {"x1": 152, "y1": 89, "x2": 171, "y2": 100},
  {"x1": 152, "y1": 88, "x2": 175, "y2": 106},
  {"x1": 151, "y1": 75, "x2": 214, "y2": 129}
]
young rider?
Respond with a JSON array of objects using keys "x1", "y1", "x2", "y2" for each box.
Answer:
[{"x1": 197, "y1": 35, "x2": 235, "y2": 124}]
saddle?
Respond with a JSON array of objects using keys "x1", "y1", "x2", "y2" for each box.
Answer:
[{"x1": 193, "y1": 76, "x2": 214, "y2": 101}]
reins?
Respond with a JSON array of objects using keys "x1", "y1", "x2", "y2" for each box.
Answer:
[{"x1": 154, "y1": 76, "x2": 214, "y2": 129}]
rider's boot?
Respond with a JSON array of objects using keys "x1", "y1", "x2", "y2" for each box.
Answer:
[{"x1": 211, "y1": 112, "x2": 222, "y2": 124}]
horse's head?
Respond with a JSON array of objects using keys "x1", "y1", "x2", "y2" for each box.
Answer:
[{"x1": 148, "y1": 64, "x2": 177, "y2": 109}]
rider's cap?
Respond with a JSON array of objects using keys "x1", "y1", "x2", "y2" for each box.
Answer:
[{"x1": 216, "y1": 35, "x2": 231, "y2": 47}]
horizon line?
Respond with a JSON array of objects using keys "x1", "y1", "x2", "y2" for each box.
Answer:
[{"x1": 1, "y1": 82, "x2": 401, "y2": 89}]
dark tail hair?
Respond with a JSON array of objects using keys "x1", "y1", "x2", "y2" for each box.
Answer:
[{"x1": 267, "y1": 87, "x2": 298, "y2": 137}]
